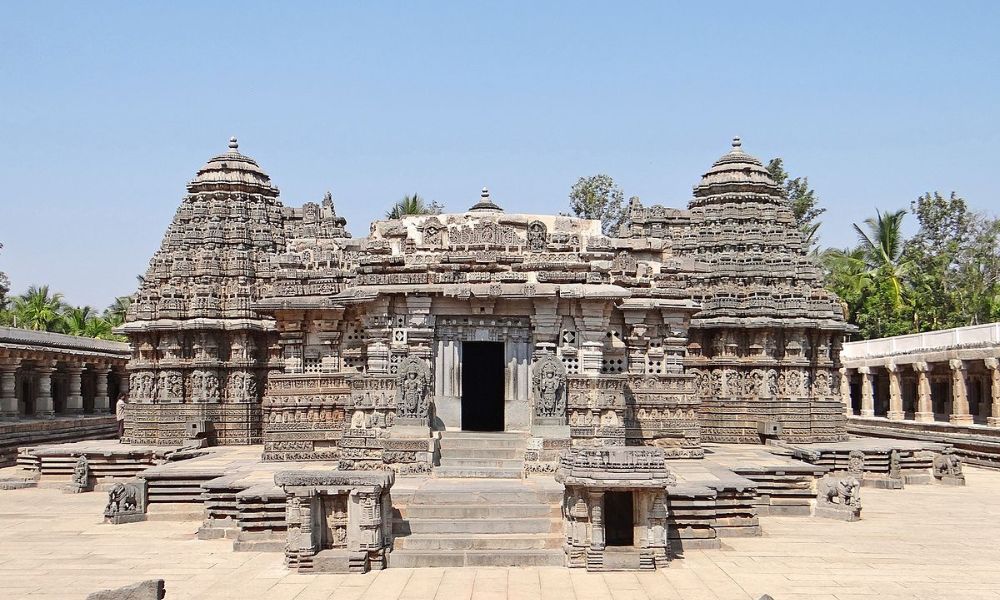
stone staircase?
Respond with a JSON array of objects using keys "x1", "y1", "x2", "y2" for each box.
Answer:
[
  {"x1": 390, "y1": 477, "x2": 566, "y2": 567},
  {"x1": 433, "y1": 431, "x2": 527, "y2": 479}
]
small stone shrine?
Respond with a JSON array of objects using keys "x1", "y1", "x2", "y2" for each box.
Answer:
[
  {"x1": 557, "y1": 447, "x2": 675, "y2": 570},
  {"x1": 275, "y1": 470, "x2": 394, "y2": 573}
]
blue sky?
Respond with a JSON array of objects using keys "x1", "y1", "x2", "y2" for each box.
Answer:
[{"x1": 1, "y1": 2, "x2": 998, "y2": 309}]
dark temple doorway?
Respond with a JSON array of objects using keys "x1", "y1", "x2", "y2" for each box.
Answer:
[
  {"x1": 605, "y1": 491, "x2": 634, "y2": 547},
  {"x1": 461, "y1": 341, "x2": 505, "y2": 431}
]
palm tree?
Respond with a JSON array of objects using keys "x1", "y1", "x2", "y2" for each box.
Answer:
[
  {"x1": 852, "y1": 209, "x2": 911, "y2": 306},
  {"x1": 61, "y1": 305, "x2": 96, "y2": 336},
  {"x1": 820, "y1": 247, "x2": 870, "y2": 320},
  {"x1": 12, "y1": 285, "x2": 66, "y2": 331},
  {"x1": 386, "y1": 193, "x2": 435, "y2": 219},
  {"x1": 104, "y1": 295, "x2": 132, "y2": 327},
  {"x1": 83, "y1": 316, "x2": 116, "y2": 340}
]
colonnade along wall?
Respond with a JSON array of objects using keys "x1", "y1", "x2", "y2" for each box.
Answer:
[{"x1": 120, "y1": 137, "x2": 852, "y2": 461}]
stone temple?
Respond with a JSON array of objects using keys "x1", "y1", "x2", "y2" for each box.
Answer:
[
  {"x1": 16, "y1": 136, "x2": 975, "y2": 575},
  {"x1": 121, "y1": 136, "x2": 850, "y2": 455}
]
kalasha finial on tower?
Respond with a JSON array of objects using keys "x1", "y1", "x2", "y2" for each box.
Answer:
[
  {"x1": 228, "y1": 136, "x2": 239, "y2": 151},
  {"x1": 731, "y1": 136, "x2": 742, "y2": 151},
  {"x1": 469, "y1": 185, "x2": 503, "y2": 213}
]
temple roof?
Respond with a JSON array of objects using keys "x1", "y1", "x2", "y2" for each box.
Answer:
[
  {"x1": 187, "y1": 137, "x2": 276, "y2": 193},
  {"x1": 691, "y1": 137, "x2": 782, "y2": 204}
]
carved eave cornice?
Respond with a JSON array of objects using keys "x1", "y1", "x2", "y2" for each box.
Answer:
[
  {"x1": 619, "y1": 298, "x2": 700, "y2": 314},
  {"x1": 117, "y1": 318, "x2": 276, "y2": 334},
  {"x1": 254, "y1": 296, "x2": 352, "y2": 313},
  {"x1": 689, "y1": 316, "x2": 853, "y2": 331}
]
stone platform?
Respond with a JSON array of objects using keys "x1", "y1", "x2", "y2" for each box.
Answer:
[
  {"x1": 3, "y1": 435, "x2": 963, "y2": 570},
  {"x1": 1, "y1": 467, "x2": 998, "y2": 599},
  {"x1": 0, "y1": 415, "x2": 118, "y2": 467},
  {"x1": 849, "y1": 415, "x2": 1000, "y2": 469}
]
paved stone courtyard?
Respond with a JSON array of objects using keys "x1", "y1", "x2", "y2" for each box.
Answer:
[{"x1": 2, "y1": 469, "x2": 1000, "y2": 600}]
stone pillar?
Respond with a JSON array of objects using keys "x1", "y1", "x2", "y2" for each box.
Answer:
[
  {"x1": 913, "y1": 362, "x2": 934, "y2": 422},
  {"x1": 839, "y1": 367, "x2": 852, "y2": 416},
  {"x1": 858, "y1": 367, "x2": 874, "y2": 417},
  {"x1": 886, "y1": 362, "x2": 903, "y2": 421},
  {"x1": 949, "y1": 359, "x2": 972, "y2": 425},
  {"x1": 986, "y1": 358, "x2": 1000, "y2": 427},
  {"x1": 0, "y1": 358, "x2": 19, "y2": 419},
  {"x1": 93, "y1": 366, "x2": 111, "y2": 413},
  {"x1": 588, "y1": 490, "x2": 605, "y2": 550},
  {"x1": 34, "y1": 361, "x2": 57, "y2": 417},
  {"x1": 64, "y1": 364, "x2": 84, "y2": 415}
]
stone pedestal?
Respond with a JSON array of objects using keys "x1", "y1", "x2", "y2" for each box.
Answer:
[
  {"x1": 913, "y1": 362, "x2": 934, "y2": 423},
  {"x1": 0, "y1": 358, "x2": 19, "y2": 419}
]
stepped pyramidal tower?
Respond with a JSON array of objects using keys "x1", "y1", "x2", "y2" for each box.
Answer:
[{"x1": 120, "y1": 138, "x2": 352, "y2": 444}]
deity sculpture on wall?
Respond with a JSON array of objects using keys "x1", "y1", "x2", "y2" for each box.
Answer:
[
  {"x1": 532, "y1": 353, "x2": 567, "y2": 418},
  {"x1": 527, "y1": 220, "x2": 547, "y2": 252},
  {"x1": 396, "y1": 356, "x2": 431, "y2": 419}
]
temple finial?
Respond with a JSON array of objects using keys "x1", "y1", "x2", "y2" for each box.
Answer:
[
  {"x1": 228, "y1": 136, "x2": 239, "y2": 151},
  {"x1": 481, "y1": 187, "x2": 490, "y2": 199},
  {"x1": 731, "y1": 136, "x2": 742, "y2": 151}
]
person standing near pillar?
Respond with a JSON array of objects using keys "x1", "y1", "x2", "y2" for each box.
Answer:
[{"x1": 115, "y1": 393, "x2": 128, "y2": 440}]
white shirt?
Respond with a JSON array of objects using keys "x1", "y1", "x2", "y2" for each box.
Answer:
[{"x1": 116, "y1": 400, "x2": 127, "y2": 421}]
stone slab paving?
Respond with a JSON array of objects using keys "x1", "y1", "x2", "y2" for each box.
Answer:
[{"x1": 3, "y1": 468, "x2": 1000, "y2": 599}]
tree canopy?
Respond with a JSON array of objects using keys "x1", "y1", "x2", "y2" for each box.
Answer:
[
  {"x1": 568, "y1": 174, "x2": 626, "y2": 236},
  {"x1": 385, "y1": 193, "x2": 442, "y2": 219},
  {"x1": 766, "y1": 158, "x2": 825, "y2": 252},
  {"x1": 0, "y1": 282, "x2": 130, "y2": 341}
]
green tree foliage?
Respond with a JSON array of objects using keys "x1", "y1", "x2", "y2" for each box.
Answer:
[
  {"x1": 0, "y1": 242, "x2": 9, "y2": 308},
  {"x1": 568, "y1": 174, "x2": 626, "y2": 236},
  {"x1": 766, "y1": 159, "x2": 825, "y2": 252},
  {"x1": 11, "y1": 285, "x2": 66, "y2": 331},
  {"x1": 385, "y1": 193, "x2": 441, "y2": 219},
  {"x1": 0, "y1": 283, "x2": 127, "y2": 341},
  {"x1": 903, "y1": 192, "x2": 1000, "y2": 330},
  {"x1": 822, "y1": 194, "x2": 1000, "y2": 339}
]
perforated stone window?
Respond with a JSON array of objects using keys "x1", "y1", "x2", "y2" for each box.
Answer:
[
  {"x1": 601, "y1": 357, "x2": 626, "y2": 374},
  {"x1": 561, "y1": 355, "x2": 580, "y2": 374},
  {"x1": 561, "y1": 330, "x2": 577, "y2": 346},
  {"x1": 646, "y1": 360, "x2": 663, "y2": 375}
]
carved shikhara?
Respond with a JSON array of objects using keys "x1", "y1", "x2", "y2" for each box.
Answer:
[{"x1": 119, "y1": 137, "x2": 852, "y2": 463}]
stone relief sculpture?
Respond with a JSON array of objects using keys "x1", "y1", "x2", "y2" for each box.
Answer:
[
  {"x1": 527, "y1": 220, "x2": 547, "y2": 252},
  {"x1": 395, "y1": 356, "x2": 431, "y2": 419},
  {"x1": 64, "y1": 455, "x2": 90, "y2": 493},
  {"x1": 532, "y1": 354, "x2": 567, "y2": 419},
  {"x1": 104, "y1": 480, "x2": 147, "y2": 524}
]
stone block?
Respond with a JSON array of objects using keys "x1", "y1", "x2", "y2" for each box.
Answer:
[
  {"x1": 814, "y1": 505, "x2": 861, "y2": 521},
  {"x1": 86, "y1": 579, "x2": 165, "y2": 600}
]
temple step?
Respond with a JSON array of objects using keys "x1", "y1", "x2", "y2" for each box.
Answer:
[
  {"x1": 388, "y1": 549, "x2": 565, "y2": 568},
  {"x1": 433, "y1": 467, "x2": 524, "y2": 479},
  {"x1": 435, "y1": 431, "x2": 527, "y2": 479},
  {"x1": 404, "y1": 502, "x2": 555, "y2": 519},
  {"x1": 438, "y1": 457, "x2": 524, "y2": 469},
  {"x1": 397, "y1": 517, "x2": 556, "y2": 535},
  {"x1": 393, "y1": 532, "x2": 562, "y2": 550}
]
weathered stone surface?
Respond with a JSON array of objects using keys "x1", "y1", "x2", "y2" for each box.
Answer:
[{"x1": 85, "y1": 579, "x2": 164, "y2": 600}]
